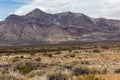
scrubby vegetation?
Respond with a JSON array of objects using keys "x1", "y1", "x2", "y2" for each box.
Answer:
[
  {"x1": 0, "y1": 43, "x2": 119, "y2": 80},
  {"x1": 47, "y1": 72, "x2": 68, "y2": 80},
  {"x1": 72, "y1": 65, "x2": 90, "y2": 75}
]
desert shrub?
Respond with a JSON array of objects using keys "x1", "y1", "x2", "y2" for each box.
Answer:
[
  {"x1": 14, "y1": 61, "x2": 46, "y2": 75},
  {"x1": 78, "y1": 74, "x2": 105, "y2": 80},
  {"x1": 52, "y1": 66, "x2": 70, "y2": 74},
  {"x1": 63, "y1": 65, "x2": 72, "y2": 70},
  {"x1": 93, "y1": 50, "x2": 100, "y2": 53},
  {"x1": 64, "y1": 55, "x2": 68, "y2": 58},
  {"x1": 12, "y1": 57, "x2": 20, "y2": 62},
  {"x1": 74, "y1": 51, "x2": 79, "y2": 53},
  {"x1": 0, "y1": 68, "x2": 6, "y2": 74},
  {"x1": 28, "y1": 70, "x2": 46, "y2": 77},
  {"x1": 35, "y1": 57, "x2": 41, "y2": 61},
  {"x1": 68, "y1": 49, "x2": 72, "y2": 52},
  {"x1": 43, "y1": 53, "x2": 53, "y2": 57},
  {"x1": 16, "y1": 62, "x2": 35, "y2": 74},
  {"x1": 101, "y1": 46, "x2": 109, "y2": 49},
  {"x1": 81, "y1": 60, "x2": 90, "y2": 65},
  {"x1": 30, "y1": 52, "x2": 36, "y2": 56},
  {"x1": 72, "y1": 65, "x2": 90, "y2": 76},
  {"x1": 90, "y1": 68, "x2": 107, "y2": 74},
  {"x1": 47, "y1": 72, "x2": 68, "y2": 80},
  {"x1": 101, "y1": 68, "x2": 107, "y2": 74},
  {"x1": 54, "y1": 51, "x2": 62, "y2": 55},
  {"x1": 114, "y1": 68, "x2": 120, "y2": 74},
  {"x1": 17, "y1": 65, "x2": 34, "y2": 74},
  {"x1": 69, "y1": 54, "x2": 76, "y2": 58},
  {"x1": 48, "y1": 54, "x2": 53, "y2": 57},
  {"x1": 0, "y1": 74, "x2": 18, "y2": 80},
  {"x1": 20, "y1": 56, "x2": 24, "y2": 59}
]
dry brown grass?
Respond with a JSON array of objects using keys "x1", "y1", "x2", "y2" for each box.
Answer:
[{"x1": 97, "y1": 74, "x2": 120, "y2": 80}]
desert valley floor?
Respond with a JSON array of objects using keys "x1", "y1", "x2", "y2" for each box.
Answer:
[{"x1": 0, "y1": 43, "x2": 120, "y2": 80}]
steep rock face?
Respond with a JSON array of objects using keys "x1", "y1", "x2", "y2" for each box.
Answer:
[{"x1": 0, "y1": 8, "x2": 120, "y2": 45}]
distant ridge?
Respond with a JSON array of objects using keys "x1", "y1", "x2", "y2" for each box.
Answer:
[{"x1": 0, "y1": 8, "x2": 120, "y2": 46}]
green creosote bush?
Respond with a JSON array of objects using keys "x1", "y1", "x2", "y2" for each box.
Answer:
[{"x1": 16, "y1": 63, "x2": 35, "y2": 74}]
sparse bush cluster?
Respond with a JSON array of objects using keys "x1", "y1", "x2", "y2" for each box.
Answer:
[
  {"x1": 0, "y1": 44, "x2": 119, "y2": 80},
  {"x1": 72, "y1": 65, "x2": 90, "y2": 76},
  {"x1": 15, "y1": 62, "x2": 37, "y2": 74},
  {"x1": 93, "y1": 49, "x2": 101, "y2": 53},
  {"x1": 72, "y1": 64, "x2": 107, "y2": 76},
  {"x1": 16, "y1": 64, "x2": 34, "y2": 74},
  {"x1": 47, "y1": 72, "x2": 68, "y2": 80}
]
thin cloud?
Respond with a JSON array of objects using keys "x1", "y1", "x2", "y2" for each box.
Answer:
[{"x1": 14, "y1": 0, "x2": 120, "y2": 19}]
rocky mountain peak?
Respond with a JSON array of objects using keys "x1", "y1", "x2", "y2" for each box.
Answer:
[
  {"x1": 57, "y1": 11, "x2": 84, "y2": 17},
  {"x1": 5, "y1": 14, "x2": 23, "y2": 23},
  {"x1": 25, "y1": 8, "x2": 50, "y2": 18}
]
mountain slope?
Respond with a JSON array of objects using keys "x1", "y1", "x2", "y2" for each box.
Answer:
[{"x1": 0, "y1": 8, "x2": 120, "y2": 45}]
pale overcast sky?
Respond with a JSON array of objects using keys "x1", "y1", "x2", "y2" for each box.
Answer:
[{"x1": 0, "y1": 0, "x2": 120, "y2": 20}]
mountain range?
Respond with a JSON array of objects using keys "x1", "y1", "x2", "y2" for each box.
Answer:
[{"x1": 0, "y1": 8, "x2": 120, "y2": 46}]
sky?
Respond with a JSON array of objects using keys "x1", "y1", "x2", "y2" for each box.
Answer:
[{"x1": 0, "y1": 0, "x2": 120, "y2": 21}]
